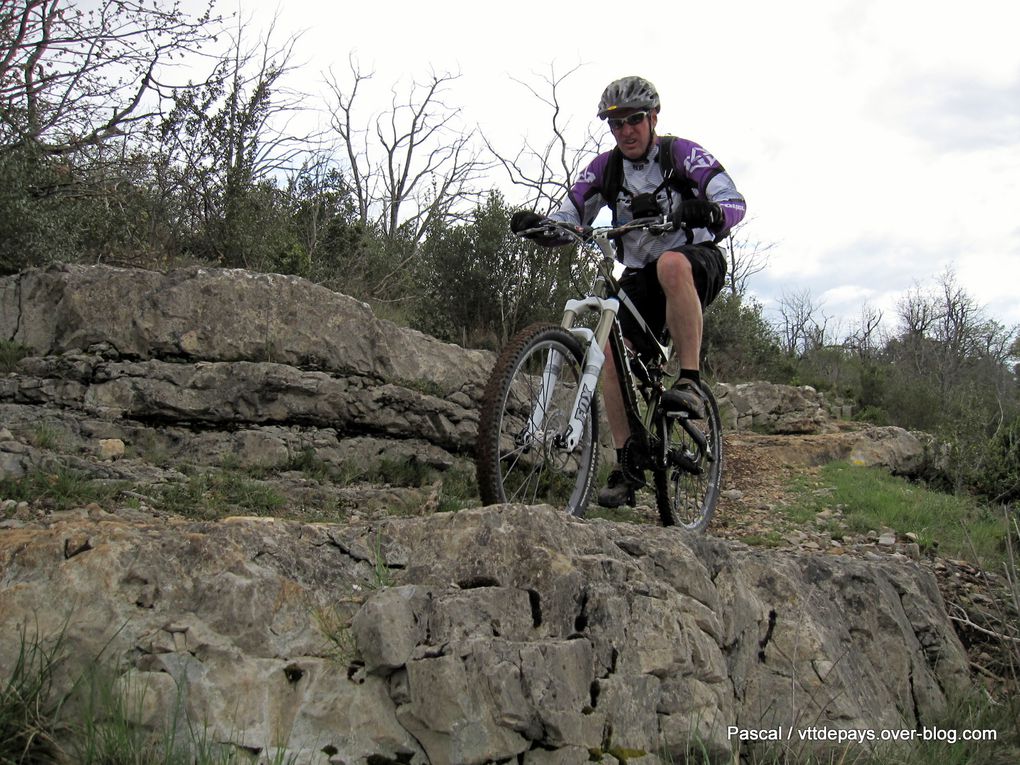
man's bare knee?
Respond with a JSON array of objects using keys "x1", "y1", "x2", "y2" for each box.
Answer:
[{"x1": 657, "y1": 251, "x2": 694, "y2": 292}]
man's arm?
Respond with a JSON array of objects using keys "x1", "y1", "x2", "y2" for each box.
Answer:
[
  {"x1": 548, "y1": 151, "x2": 614, "y2": 227},
  {"x1": 671, "y1": 139, "x2": 746, "y2": 234}
]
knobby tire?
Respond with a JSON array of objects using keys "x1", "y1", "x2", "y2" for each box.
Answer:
[
  {"x1": 652, "y1": 383, "x2": 723, "y2": 531},
  {"x1": 475, "y1": 323, "x2": 599, "y2": 516}
]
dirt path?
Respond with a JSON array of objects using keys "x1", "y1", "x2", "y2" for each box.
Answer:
[{"x1": 715, "y1": 432, "x2": 1018, "y2": 696}]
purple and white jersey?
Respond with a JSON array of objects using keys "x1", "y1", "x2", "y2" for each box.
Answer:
[{"x1": 550, "y1": 137, "x2": 746, "y2": 269}]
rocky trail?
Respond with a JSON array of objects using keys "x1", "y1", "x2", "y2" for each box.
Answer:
[
  {"x1": 1, "y1": 263, "x2": 1017, "y2": 763},
  {"x1": 719, "y1": 433, "x2": 1018, "y2": 698}
]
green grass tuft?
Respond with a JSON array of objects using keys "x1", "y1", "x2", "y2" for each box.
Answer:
[
  {"x1": 154, "y1": 471, "x2": 285, "y2": 519},
  {"x1": 784, "y1": 462, "x2": 1009, "y2": 567},
  {"x1": 0, "y1": 469, "x2": 126, "y2": 513},
  {"x1": 0, "y1": 621, "x2": 67, "y2": 764},
  {"x1": 0, "y1": 340, "x2": 31, "y2": 373}
]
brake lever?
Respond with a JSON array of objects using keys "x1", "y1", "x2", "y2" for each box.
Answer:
[{"x1": 519, "y1": 222, "x2": 585, "y2": 241}]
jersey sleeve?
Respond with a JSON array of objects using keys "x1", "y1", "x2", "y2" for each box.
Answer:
[
  {"x1": 548, "y1": 151, "x2": 613, "y2": 227},
  {"x1": 670, "y1": 139, "x2": 746, "y2": 233}
]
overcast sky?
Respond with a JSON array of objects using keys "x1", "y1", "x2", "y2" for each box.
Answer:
[{"x1": 240, "y1": 0, "x2": 1020, "y2": 334}]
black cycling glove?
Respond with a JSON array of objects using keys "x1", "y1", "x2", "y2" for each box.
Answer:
[
  {"x1": 509, "y1": 210, "x2": 574, "y2": 246},
  {"x1": 672, "y1": 199, "x2": 724, "y2": 231},
  {"x1": 510, "y1": 210, "x2": 545, "y2": 234}
]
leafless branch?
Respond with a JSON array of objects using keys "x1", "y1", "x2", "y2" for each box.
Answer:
[
  {"x1": 482, "y1": 62, "x2": 603, "y2": 214},
  {"x1": 776, "y1": 288, "x2": 832, "y2": 356},
  {"x1": 324, "y1": 61, "x2": 486, "y2": 245},
  {"x1": 725, "y1": 220, "x2": 776, "y2": 296},
  {"x1": 1, "y1": 0, "x2": 221, "y2": 155}
]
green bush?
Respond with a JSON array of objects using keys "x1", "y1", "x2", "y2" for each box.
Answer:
[
  {"x1": 975, "y1": 416, "x2": 1020, "y2": 503},
  {"x1": 702, "y1": 291, "x2": 785, "y2": 382}
]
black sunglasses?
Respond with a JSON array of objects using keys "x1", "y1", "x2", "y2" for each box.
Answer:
[{"x1": 607, "y1": 111, "x2": 649, "y2": 130}]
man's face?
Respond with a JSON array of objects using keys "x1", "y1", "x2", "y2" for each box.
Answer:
[{"x1": 609, "y1": 109, "x2": 657, "y2": 159}]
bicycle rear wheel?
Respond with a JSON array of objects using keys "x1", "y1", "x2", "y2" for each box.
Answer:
[
  {"x1": 652, "y1": 383, "x2": 723, "y2": 531},
  {"x1": 475, "y1": 323, "x2": 599, "y2": 516}
]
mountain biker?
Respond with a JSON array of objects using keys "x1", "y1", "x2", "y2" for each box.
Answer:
[{"x1": 510, "y1": 75, "x2": 746, "y2": 509}]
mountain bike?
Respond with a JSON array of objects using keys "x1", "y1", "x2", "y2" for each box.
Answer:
[{"x1": 474, "y1": 217, "x2": 723, "y2": 530}]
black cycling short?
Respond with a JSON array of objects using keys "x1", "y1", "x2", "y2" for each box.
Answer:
[{"x1": 616, "y1": 242, "x2": 727, "y2": 353}]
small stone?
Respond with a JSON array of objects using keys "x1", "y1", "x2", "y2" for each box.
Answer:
[
  {"x1": 904, "y1": 543, "x2": 921, "y2": 560},
  {"x1": 877, "y1": 533, "x2": 897, "y2": 547},
  {"x1": 98, "y1": 438, "x2": 125, "y2": 460},
  {"x1": 178, "y1": 329, "x2": 202, "y2": 355},
  {"x1": 722, "y1": 489, "x2": 744, "y2": 501}
]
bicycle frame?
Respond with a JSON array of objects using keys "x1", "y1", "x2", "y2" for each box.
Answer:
[
  {"x1": 482, "y1": 214, "x2": 723, "y2": 526},
  {"x1": 523, "y1": 221, "x2": 674, "y2": 456}
]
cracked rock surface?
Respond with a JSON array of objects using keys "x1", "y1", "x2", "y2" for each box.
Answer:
[{"x1": 0, "y1": 505, "x2": 969, "y2": 764}]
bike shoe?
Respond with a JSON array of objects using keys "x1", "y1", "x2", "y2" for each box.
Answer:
[
  {"x1": 597, "y1": 468, "x2": 645, "y2": 509},
  {"x1": 661, "y1": 378, "x2": 707, "y2": 420}
]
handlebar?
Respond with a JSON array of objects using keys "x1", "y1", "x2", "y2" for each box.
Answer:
[{"x1": 519, "y1": 216, "x2": 674, "y2": 243}]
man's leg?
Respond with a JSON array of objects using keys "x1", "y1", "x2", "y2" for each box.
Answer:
[
  {"x1": 595, "y1": 340, "x2": 645, "y2": 507},
  {"x1": 600, "y1": 341, "x2": 630, "y2": 450},
  {"x1": 656, "y1": 249, "x2": 711, "y2": 418},
  {"x1": 597, "y1": 269, "x2": 651, "y2": 507},
  {"x1": 656, "y1": 250, "x2": 703, "y2": 370}
]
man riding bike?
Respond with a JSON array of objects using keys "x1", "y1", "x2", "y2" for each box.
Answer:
[{"x1": 510, "y1": 75, "x2": 746, "y2": 509}]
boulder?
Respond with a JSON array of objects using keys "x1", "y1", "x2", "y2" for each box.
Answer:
[
  {"x1": 848, "y1": 426, "x2": 925, "y2": 475},
  {"x1": 1, "y1": 264, "x2": 493, "y2": 399},
  {"x1": 715, "y1": 382, "x2": 836, "y2": 435}
]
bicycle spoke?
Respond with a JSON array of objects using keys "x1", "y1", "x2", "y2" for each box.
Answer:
[{"x1": 476, "y1": 326, "x2": 599, "y2": 516}]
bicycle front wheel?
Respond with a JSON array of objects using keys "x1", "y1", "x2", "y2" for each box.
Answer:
[
  {"x1": 652, "y1": 383, "x2": 723, "y2": 531},
  {"x1": 475, "y1": 323, "x2": 599, "y2": 516}
]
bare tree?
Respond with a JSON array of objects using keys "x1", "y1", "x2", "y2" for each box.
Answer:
[
  {"x1": 0, "y1": 0, "x2": 218, "y2": 156},
  {"x1": 776, "y1": 287, "x2": 831, "y2": 356},
  {"x1": 483, "y1": 63, "x2": 603, "y2": 215},
  {"x1": 157, "y1": 15, "x2": 315, "y2": 266},
  {"x1": 162, "y1": 15, "x2": 312, "y2": 178},
  {"x1": 724, "y1": 220, "x2": 775, "y2": 296},
  {"x1": 892, "y1": 269, "x2": 1019, "y2": 419},
  {"x1": 897, "y1": 281, "x2": 940, "y2": 338},
  {"x1": 845, "y1": 301, "x2": 885, "y2": 360},
  {"x1": 325, "y1": 58, "x2": 486, "y2": 243}
]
